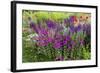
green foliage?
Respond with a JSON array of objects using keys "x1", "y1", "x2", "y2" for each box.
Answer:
[{"x1": 22, "y1": 10, "x2": 75, "y2": 24}]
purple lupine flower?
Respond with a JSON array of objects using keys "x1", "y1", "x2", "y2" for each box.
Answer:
[
  {"x1": 47, "y1": 37, "x2": 53, "y2": 43},
  {"x1": 46, "y1": 19, "x2": 56, "y2": 29},
  {"x1": 53, "y1": 41, "x2": 62, "y2": 49},
  {"x1": 64, "y1": 19, "x2": 70, "y2": 27},
  {"x1": 76, "y1": 25, "x2": 81, "y2": 32},
  {"x1": 62, "y1": 38, "x2": 67, "y2": 45},
  {"x1": 87, "y1": 24, "x2": 91, "y2": 35},
  {"x1": 69, "y1": 25, "x2": 81, "y2": 33},
  {"x1": 62, "y1": 35, "x2": 71, "y2": 45},
  {"x1": 55, "y1": 34, "x2": 63, "y2": 40},
  {"x1": 53, "y1": 34, "x2": 63, "y2": 49},
  {"x1": 56, "y1": 24, "x2": 64, "y2": 32},
  {"x1": 28, "y1": 17, "x2": 39, "y2": 33},
  {"x1": 65, "y1": 36, "x2": 76, "y2": 49},
  {"x1": 69, "y1": 16, "x2": 77, "y2": 25},
  {"x1": 55, "y1": 56, "x2": 64, "y2": 61},
  {"x1": 82, "y1": 24, "x2": 91, "y2": 36},
  {"x1": 69, "y1": 16, "x2": 75, "y2": 22},
  {"x1": 37, "y1": 35, "x2": 51, "y2": 47},
  {"x1": 53, "y1": 34, "x2": 71, "y2": 49},
  {"x1": 53, "y1": 40, "x2": 62, "y2": 49},
  {"x1": 30, "y1": 22, "x2": 39, "y2": 33},
  {"x1": 38, "y1": 28, "x2": 48, "y2": 36},
  {"x1": 69, "y1": 25, "x2": 75, "y2": 33},
  {"x1": 64, "y1": 19, "x2": 68, "y2": 24},
  {"x1": 35, "y1": 28, "x2": 54, "y2": 47},
  {"x1": 66, "y1": 35, "x2": 71, "y2": 41}
]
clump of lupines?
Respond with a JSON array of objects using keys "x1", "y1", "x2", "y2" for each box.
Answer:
[{"x1": 26, "y1": 14, "x2": 91, "y2": 61}]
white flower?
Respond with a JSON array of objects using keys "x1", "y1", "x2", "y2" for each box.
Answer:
[{"x1": 25, "y1": 33, "x2": 38, "y2": 42}]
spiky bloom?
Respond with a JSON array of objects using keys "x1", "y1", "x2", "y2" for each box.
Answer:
[
  {"x1": 82, "y1": 24, "x2": 91, "y2": 36},
  {"x1": 46, "y1": 19, "x2": 56, "y2": 29},
  {"x1": 69, "y1": 25, "x2": 81, "y2": 33},
  {"x1": 53, "y1": 34, "x2": 63, "y2": 49},
  {"x1": 36, "y1": 35, "x2": 51, "y2": 47}
]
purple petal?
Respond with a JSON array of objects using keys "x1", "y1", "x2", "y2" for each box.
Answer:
[{"x1": 46, "y1": 20, "x2": 56, "y2": 29}]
